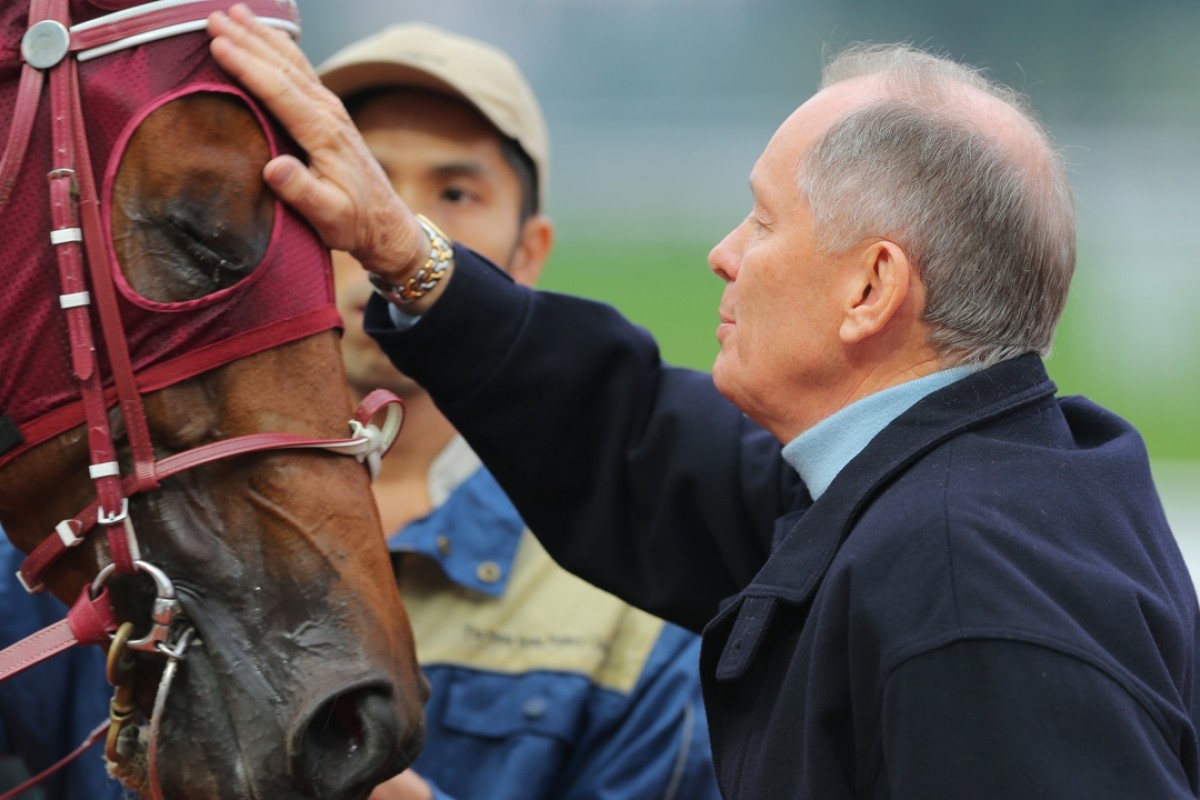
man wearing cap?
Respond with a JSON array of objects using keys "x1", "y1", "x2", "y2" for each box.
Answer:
[{"x1": 316, "y1": 25, "x2": 719, "y2": 800}]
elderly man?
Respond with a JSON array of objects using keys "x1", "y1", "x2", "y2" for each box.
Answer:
[{"x1": 210, "y1": 7, "x2": 1199, "y2": 799}]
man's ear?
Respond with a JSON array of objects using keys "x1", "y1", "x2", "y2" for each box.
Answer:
[
  {"x1": 839, "y1": 240, "x2": 917, "y2": 345},
  {"x1": 508, "y1": 214, "x2": 555, "y2": 287}
]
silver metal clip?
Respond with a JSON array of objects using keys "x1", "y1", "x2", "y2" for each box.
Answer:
[{"x1": 91, "y1": 560, "x2": 184, "y2": 656}]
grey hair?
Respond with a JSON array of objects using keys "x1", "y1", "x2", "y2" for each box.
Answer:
[{"x1": 798, "y1": 43, "x2": 1076, "y2": 367}]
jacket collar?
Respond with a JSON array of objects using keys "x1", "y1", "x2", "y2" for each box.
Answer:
[
  {"x1": 387, "y1": 436, "x2": 526, "y2": 597},
  {"x1": 749, "y1": 353, "x2": 1058, "y2": 605}
]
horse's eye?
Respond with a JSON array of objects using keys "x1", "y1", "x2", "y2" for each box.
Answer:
[
  {"x1": 162, "y1": 208, "x2": 249, "y2": 290},
  {"x1": 110, "y1": 92, "x2": 274, "y2": 304}
]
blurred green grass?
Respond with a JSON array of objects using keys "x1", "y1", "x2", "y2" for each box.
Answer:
[
  {"x1": 542, "y1": 237, "x2": 1198, "y2": 460},
  {"x1": 540, "y1": 238, "x2": 724, "y2": 371},
  {"x1": 1048, "y1": 273, "x2": 1200, "y2": 462}
]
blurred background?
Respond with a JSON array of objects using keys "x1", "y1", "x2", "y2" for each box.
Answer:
[{"x1": 296, "y1": 0, "x2": 1199, "y2": 568}]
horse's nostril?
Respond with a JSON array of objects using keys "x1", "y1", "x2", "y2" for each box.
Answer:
[
  {"x1": 294, "y1": 682, "x2": 411, "y2": 798},
  {"x1": 313, "y1": 692, "x2": 368, "y2": 755}
]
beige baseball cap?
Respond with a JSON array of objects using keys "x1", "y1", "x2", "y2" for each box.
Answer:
[{"x1": 317, "y1": 23, "x2": 549, "y2": 209}]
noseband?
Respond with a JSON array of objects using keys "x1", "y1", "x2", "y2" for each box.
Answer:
[{"x1": 0, "y1": 2, "x2": 404, "y2": 797}]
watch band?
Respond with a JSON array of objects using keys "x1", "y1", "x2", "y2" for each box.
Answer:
[{"x1": 369, "y1": 214, "x2": 454, "y2": 305}]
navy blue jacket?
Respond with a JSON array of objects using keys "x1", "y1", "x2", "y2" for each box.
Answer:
[{"x1": 369, "y1": 247, "x2": 1200, "y2": 799}]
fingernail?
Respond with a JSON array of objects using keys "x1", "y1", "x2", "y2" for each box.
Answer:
[{"x1": 266, "y1": 158, "x2": 295, "y2": 186}]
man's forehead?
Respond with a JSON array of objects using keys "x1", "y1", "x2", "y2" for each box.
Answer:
[
  {"x1": 801, "y1": 77, "x2": 890, "y2": 130},
  {"x1": 761, "y1": 78, "x2": 884, "y2": 162},
  {"x1": 747, "y1": 76, "x2": 891, "y2": 207},
  {"x1": 350, "y1": 86, "x2": 497, "y2": 132}
]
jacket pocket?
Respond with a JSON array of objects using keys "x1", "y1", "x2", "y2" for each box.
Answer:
[{"x1": 441, "y1": 670, "x2": 589, "y2": 742}]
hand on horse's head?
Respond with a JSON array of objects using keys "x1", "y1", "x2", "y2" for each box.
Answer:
[{"x1": 207, "y1": 4, "x2": 440, "y2": 309}]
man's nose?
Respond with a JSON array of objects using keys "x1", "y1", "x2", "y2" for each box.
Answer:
[{"x1": 709, "y1": 225, "x2": 742, "y2": 283}]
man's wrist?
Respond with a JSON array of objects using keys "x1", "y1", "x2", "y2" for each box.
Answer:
[{"x1": 369, "y1": 214, "x2": 454, "y2": 308}]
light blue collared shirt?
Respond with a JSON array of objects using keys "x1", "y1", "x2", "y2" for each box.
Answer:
[
  {"x1": 782, "y1": 366, "x2": 980, "y2": 500},
  {"x1": 388, "y1": 303, "x2": 422, "y2": 329}
]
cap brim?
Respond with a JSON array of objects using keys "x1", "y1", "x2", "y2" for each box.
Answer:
[{"x1": 320, "y1": 61, "x2": 470, "y2": 106}]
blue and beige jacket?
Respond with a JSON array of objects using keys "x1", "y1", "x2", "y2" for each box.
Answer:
[{"x1": 391, "y1": 436, "x2": 719, "y2": 800}]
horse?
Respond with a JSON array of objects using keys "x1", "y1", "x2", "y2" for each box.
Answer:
[{"x1": 0, "y1": 2, "x2": 426, "y2": 798}]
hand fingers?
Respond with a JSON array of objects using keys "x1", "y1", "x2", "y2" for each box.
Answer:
[
  {"x1": 208, "y1": 7, "x2": 346, "y2": 152},
  {"x1": 228, "y1": 5, "x2": 313, "y2": 65},
  {"x1": 224, "y1": 3, "x2": 319, "y2": 82},
  {"x1": 207, "y1": 4, "x2": 426, "y2": 283},
  {"x1": 208, "y1": 3, "x2": 363, "y2": 248},
  {"x1": 263, "y1": 155, "x2": 358, "y2": 251}
]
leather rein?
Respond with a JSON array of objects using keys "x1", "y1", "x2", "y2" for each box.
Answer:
[{"x1": 0, "y1": 2, "x2": 404, "y2": 797}]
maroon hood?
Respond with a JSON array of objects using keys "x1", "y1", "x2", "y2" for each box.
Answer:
[{"x1": 0, "y1": 1, "x2": 339, "y2": 466}]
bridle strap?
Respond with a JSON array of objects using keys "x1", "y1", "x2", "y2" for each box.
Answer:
[
  {"x1": 40, "y1": 0, "x2": 140, "y2": 572},
  {"x1": 0, "y1": 60, "x2": 42, "y2": 205},
  {"x1": 0, "y1": 586, "x2": 116, "y2": 800},
  {"x1": 0, "y1": 720, "x2": 109, "y2": 800},
  {"x1": 69, "y1": 15, "x2": 160, "y2": 499},
  {"x1": 70, "y1": 0, "x2": 300, "y2": 61},
  {"x1": 0, "y1": 586, "x2": 116, "y2": 682},
  {"x1": 0, "y1": 0, "x2": 49, "y2": 206},
  {"x1": 1, "y1": 0, "x2": 299, "y2": 204},
  {"x1": 18, "y1": 389, "x2": 404, "y2": 592}
]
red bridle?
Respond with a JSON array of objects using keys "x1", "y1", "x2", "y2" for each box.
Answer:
[{"x1": 0, "y1": 2, "x2": 404, "y2": 796}]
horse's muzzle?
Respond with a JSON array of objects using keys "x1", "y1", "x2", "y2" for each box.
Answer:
[{"x1": 290, "y1": 680, "x2": 422, "y2": 798}]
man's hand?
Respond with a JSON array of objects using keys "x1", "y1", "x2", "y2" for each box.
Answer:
[
  {"x1": 206, "y1": 4, "x2": 429, "y2": 294},
  {"x1": 369, "y1": 769, "x2": 435, "y2": 800}
]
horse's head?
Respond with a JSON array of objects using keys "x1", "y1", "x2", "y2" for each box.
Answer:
[{"x1": 0, "y1": 3, "x2": 425, "y2": 798}]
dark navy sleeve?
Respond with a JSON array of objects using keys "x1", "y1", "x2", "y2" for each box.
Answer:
[
  {"x1": 366, "y1": 247, "x2": 800, "y2": 632},
  {"x1": 881, "y1": 639, "x2": 1196, "y2": 798}
]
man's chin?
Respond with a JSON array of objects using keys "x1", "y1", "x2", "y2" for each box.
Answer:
[{"x1": 710, "y1": 357, "x2": 738, "y2": 405}]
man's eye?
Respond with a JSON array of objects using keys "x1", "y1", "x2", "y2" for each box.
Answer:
[{"x1": 442, "y1": 187, "x2": 468, "y2": 204}]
